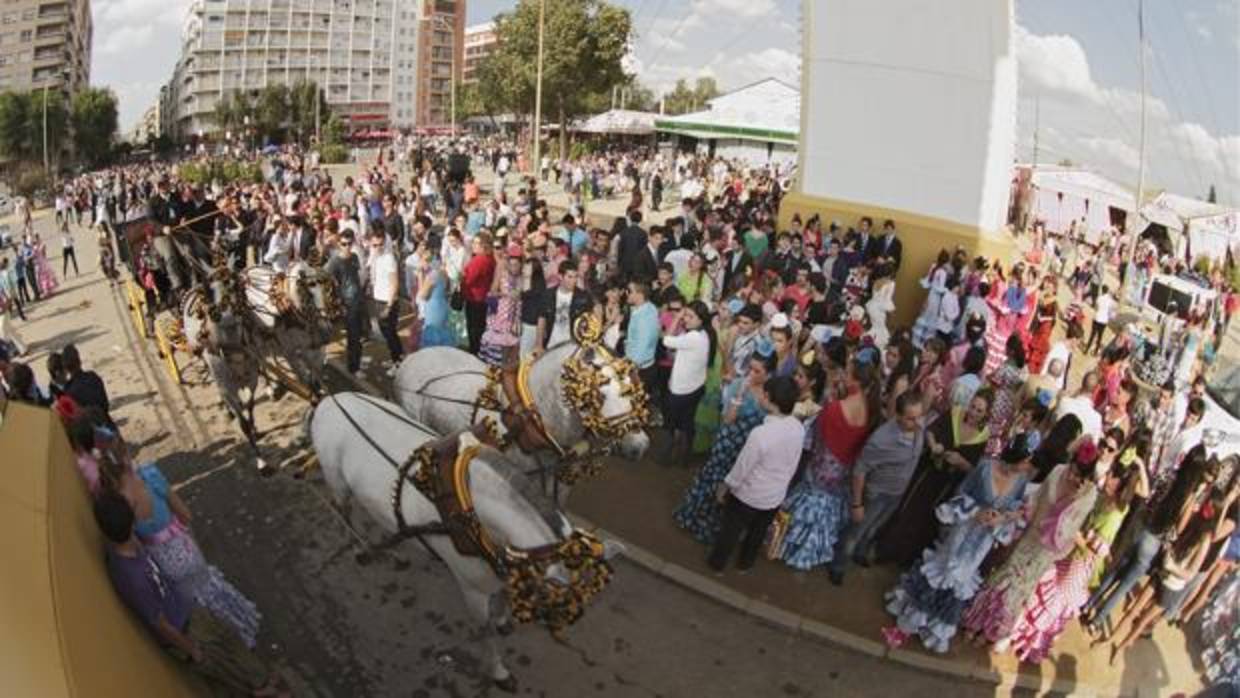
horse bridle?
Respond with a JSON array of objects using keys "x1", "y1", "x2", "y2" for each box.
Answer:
[{"x1": 330, "y1": 393, "x2": 613, "y2": 635}]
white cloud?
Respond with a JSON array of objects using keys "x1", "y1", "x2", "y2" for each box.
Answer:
[
  {"x1": 1014, "y1": 25, "x2": 1099, "y2": 101},
  {"x1": 1015, "y1": 26, "x2": 1240, "y2": 204},
  {"x1": 1187, "y1": 10, "x2": 1213, "y2": 41},
  {"x1": 98, "y1": 24, "x2": 154, "y2": 56},
  {"x1": 1078, "y1": 137, "x2": 1141, "y2": 171},
  {"x1": 709, "y1": 47, "x2": 800, "y2": 87}
]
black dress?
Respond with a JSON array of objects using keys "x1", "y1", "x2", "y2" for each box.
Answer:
[{"x1": 875, "y1": 411, "x2": 988, "y2": 566}]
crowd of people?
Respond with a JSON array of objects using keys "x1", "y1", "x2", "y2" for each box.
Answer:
[{"x1": 2, "y1": 131, "x2": 1237, "y2": 693}]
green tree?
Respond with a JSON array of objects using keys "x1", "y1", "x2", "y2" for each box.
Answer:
[
  {"x1": 70, "y1": 87, "x2": 119, "y2": 167},
  {"x1": 486, "y1": 0, "x2": 633, "y2": 158},
  {"x1": 660, "y1": 76, "x2": 720, "y2": 115},
  {"x1": 288, "y1": 80, "x2": 327, "y2": 144},
  {"x1": 0, "y1": 89, "x2": 68, "y2": 169},
  {"x1": 256, "y1": 84, "x2": 291, "y2": 143},
  {"x1": 211, "y1": 90, "x2": 254, "y2": 136}
]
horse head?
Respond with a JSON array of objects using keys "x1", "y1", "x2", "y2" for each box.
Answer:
[{"x1": 559, "y1": 314, "x2": 651, "y2": 461}]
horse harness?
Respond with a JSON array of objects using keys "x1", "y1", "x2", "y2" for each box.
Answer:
[{"x1": 331, "y1": 393, "x2": 613, "y2": 634}]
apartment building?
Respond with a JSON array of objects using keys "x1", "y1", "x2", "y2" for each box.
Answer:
[
  {"x1": 0, "y1": 0, "x2": 91, "y2": 95},
  {"x1": 462, "y1": 20, "x2": 494, "y2": 84},
  {"x1": 165, "y1": 0, "x2": 422, "y2": 140},
  {"x1": 413, "y1": 0, "x2": 463, "y2": 130}
]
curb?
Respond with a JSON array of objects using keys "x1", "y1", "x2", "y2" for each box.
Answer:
[{"x1": 566, "y1": 513, "x2": 1124, "y2": 698}]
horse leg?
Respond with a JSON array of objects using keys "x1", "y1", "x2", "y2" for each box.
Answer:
[
  {"x1": 457, "y1": 585, "x2": 516, "y2": 692},
  {"x1": 244, "y1": 388, "x2": 270, "y2": 475},
  {"x1": 488, "y1": 590, "x2": 515, "y2": 637}
]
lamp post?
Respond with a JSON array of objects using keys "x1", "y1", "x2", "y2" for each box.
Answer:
[
  {"x1": 426, "y1": 15, "x2": 458, "y2": 138},
  {"x1": 532, "y1": 0, "x2": 545, "y2": 175},
  {"x1": 42, "y1": 68, "x2": 68, "y2": 179},
  {"x1": 309, "y1": 55, "x2": 322, "y2": 144}
]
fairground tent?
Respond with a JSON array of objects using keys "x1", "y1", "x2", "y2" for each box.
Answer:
[
  {"x1": 1021, "y1": 167, "x2": 1135, "y2": 240},
  {"x1": 0, "y1": 402, "x2": 206, "y2": 697},
  {"x1": 655, "y1": 78, "x2": 800, "y2": 167},
  {"x1": 1141, "y1": 192, "x2": 1240, "y2": 263},
  {"x1": 573, "y1": 109, "x2": 658, "y2": 136}
]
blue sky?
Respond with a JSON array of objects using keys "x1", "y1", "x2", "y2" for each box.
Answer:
[{"x1": 95, "y1": 0, "x2": 1239, "y2": 203}]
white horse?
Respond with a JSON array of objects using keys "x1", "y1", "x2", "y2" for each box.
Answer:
[
  {"x1": 244, "y1": 261, "x2": 340, "y2": 398},
  {"x1": 182, "y1": 273, "x2": 269, "y2": 472},
  {"x1": 393, "y1": 338, "x2": 651, "y2": 499},
  {"x1": 311, "y1": 391, "x2": 619, "y2": 691}
]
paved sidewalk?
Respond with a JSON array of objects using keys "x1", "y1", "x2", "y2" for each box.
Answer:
[{"x1": 561, "y1": 452, "x2": 1205, "y2": 697}]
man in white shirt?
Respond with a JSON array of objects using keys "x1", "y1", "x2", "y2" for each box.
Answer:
[
  {"x1": 367, "y1": 230, "x2": 402, "y2": 373},
  {"x1": 263, "y1": 218, "x2": 292, "y2": 272},
  {"x1": 708, "y1": 376, "x2": 804, "y2": 572},
  {"x1": 1085, "y1": 285, "x2": 1115, "y2": 356},
  {"x1": 1054, "y1": 372, "x2": 1103, "y2": 440}
]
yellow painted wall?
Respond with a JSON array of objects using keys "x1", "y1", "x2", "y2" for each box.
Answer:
[
  {"x1": 779, "y1": 191, "x2": 1015, "y2": 327},
  {"x1": 0, "y1": 403, "x2": 207, "y2": 697}
]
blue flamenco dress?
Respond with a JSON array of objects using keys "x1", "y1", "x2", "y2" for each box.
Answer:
[
  {"x1": 674, "y1": 380, "x2": 766, "y2": 545},
  {"x1": 883, "y1": 459, "x2": 1028, "y2": 653},
  {"x1": 419, "y1": 266, "x2": 458, "y2": 348},
  {"x1": 778, "y1": 400, "x2": 871, "y2": 570}
]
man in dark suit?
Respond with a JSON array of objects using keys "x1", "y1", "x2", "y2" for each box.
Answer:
[
  {"x1": 632, "y1": 226, "x2": 663, "y2": 284},
  {"x1": 865, "y1": 218, "x2": 903, "y2": 274},
  {"x1": 616, "y1": 210, "x2": 648, "y2": 281},
  {"x1": 721, "y1": 240, "x2": 754, "y2": 296},
  {"x1": 290, "y1": 217, "x2": 317, "y2": 262},
  {"x1": 533, "y1": 260, "x2": 593, "y2": 353},
  {"x1": 854, "y1": 216, "x2": 874, "y2": 261},
  {"x1": 658, "y1": 217, "x2": 697, "y2": 259}
]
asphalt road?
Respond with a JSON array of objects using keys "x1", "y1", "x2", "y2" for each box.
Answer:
[{"x1": 6, "y1": 195, "x2": 1012, "y2": 698}]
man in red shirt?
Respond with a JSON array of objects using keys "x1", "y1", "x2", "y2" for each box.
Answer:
[{"x1": 462, "y1": 232, "x2": 496, "y2": 355}]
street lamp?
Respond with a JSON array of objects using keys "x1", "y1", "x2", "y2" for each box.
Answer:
[
  {"x1": 532, "y1": 0, "x2": 545, "y2": 179},
  {"x1": 424, "y1": 14, "x2": 457, "y2": 138}
]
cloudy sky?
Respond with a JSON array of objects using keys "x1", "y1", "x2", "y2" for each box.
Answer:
[{"x1": 96, "y1": 0, "x2": 1238, "y2": 203}]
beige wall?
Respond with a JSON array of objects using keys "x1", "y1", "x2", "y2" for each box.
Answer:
[{"x1": 0, "y1": 403, "x2": 206, "y2": 698}]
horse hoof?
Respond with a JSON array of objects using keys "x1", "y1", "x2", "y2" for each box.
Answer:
[
  {"x1": 494, "y1": 675, "x2": 518, "y2": 693},
  {"x1": 496, "y1": 620, "x2": 515, "y2": 637}
]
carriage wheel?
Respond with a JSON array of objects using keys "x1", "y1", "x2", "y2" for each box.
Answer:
[{"x1": 154, "y1": 319, "x2": 182, "y2": 384}]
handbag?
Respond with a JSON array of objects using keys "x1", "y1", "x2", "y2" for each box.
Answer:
[{"x1": 765, "y1": 510, "x2": 792, "y2": 560}]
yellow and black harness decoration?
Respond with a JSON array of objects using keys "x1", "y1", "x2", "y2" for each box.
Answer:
[
  {"x1": 461, "y1": 313, "x2": 651, "y2": 486},
  {"x1": 386, "y1": 418, "x2": 614, "y2": 635}
]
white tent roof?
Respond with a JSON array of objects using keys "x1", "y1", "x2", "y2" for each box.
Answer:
[
  {"x1": 574, "y1": 109, "x2": 658, "y2": 135},
  {"x1": 655, "y1": 78, "x2": 800, "y2": 144},
  {"x1": 1143, "y1": 192, "x2": 1233, "y2": 226},
  {"x1": 1028, "y1": 168, "x2": 1136, "y2": 212}
]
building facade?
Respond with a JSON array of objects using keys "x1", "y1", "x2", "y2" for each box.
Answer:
[
  {"x1": 0, "y1": 0, "x2": 91, "y2": 95},
  {"x1": 462, "y1": 20, "x2": 494, "y2": 84},
  {"x1": 413, "y1": 0, "x2": 463, "y2": 130},
  {"x1": 130, "y1": 103, "x2": 161, "y2": 144},
  {"x1": 165, "y1": 0, "x2": 422, "y2": 141}
]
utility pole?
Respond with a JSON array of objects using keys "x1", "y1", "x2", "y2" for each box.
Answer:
[
  {"x1": 532, "y1": 0, "x2": 546, "y2": 172},
  {"x1": 1125, "y1": 0, "x2": 1148, "y2": 275},
  {"x1": 42, "y1": 81, "x2": 49, "y2": 177}
]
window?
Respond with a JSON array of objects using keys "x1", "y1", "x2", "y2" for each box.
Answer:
[
  {"x1": 20, "y1": 7, "x2": 33, "y2": 20},
  {"x1": 19, "y1": 29, "x2": 29, "y2": 40},
  {"x1": 1, "y1": 13, "x2": 15, "y2": 24}
]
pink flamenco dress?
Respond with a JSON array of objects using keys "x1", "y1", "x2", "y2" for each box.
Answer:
[
  {"x1": 1005, "y1": 499, "x2": 1127, "y2": 663},
  {"x1": 35, "y1": 242, "x2": 58, "y2": 296},
  {"x1": 961, "y1": 463, "x2": 1096, "y2": 648}
]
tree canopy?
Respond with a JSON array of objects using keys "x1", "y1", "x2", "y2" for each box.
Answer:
[
  {"x1": 70, "y1": 87, "x2": 119, "y2": 167},
  {"x1": 660, "y1": 77, "x2": 720, "y2": 115},
  {"x1": 0, "y1": 89, "x2": 68, "y2": 166},
  {"x1": 480, "y1": 0, "x2": 633, "y2": 152},
  {"x1": 210, "y1": 82, "x2": 328, "y2": 145}
]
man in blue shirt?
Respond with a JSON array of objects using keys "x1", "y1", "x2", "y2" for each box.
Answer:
[
  {"x1": 94, "y1": 491, "x2": 287, "y2": 696},
  {"x1": 625, "y1": 280, "x2": 660, "y2": 391},
  {"x1": 562, "y1": 214, "x2": 590, "y2": 257}
]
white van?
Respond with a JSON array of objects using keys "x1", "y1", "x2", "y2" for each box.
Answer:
[{"x1": 1141, "y1": 273, "x2": 1218, "y2": 324}]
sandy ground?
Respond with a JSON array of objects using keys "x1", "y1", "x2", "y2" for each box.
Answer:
[{"x1": 3, "y1": 202, "x2": 1020, "y2": 696}]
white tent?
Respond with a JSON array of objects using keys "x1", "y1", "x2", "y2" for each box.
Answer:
[
  {"x1": 574, "y1": 109, "x2": 658, "y2": 136},
  {"x1": 1025, "y1": 167, "x2": 1135, "y2": 241},
  {"x1": 655, "y1": 78, "x2": 800, "y2": 167},
  {"x1": 1141, "y1": 192, "x2": 1240, "y2": 263}
]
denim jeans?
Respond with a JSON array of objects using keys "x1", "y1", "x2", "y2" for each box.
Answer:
[
  {"x1": 1084, "y1": 525, "x2": 1161, "y2": 624},
  {"x1": 830, "y1": 490, "x2": 902, "y2": 574}
]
